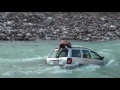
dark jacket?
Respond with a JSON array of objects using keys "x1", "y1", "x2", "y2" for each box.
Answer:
[{"x1": 66, "y1": 42, "x2": 72, "y2": 48}]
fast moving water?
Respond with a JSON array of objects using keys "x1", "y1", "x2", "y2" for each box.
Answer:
[{"x1": 0, "y1": 40, "x2": 120, "y2": 78}]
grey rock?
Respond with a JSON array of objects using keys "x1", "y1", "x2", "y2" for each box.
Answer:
[
  {"x1": 103, "y1": 37, "x2": 110, "y2": 40},
  {"x1": 115, "y1": 31, "x2": 120, "y2": 35},
  {"x1": 63, "y1": 31, "x2": 68, "y2": 34},
  {"x1": 0, "y1": 33, "x2": 6, "y2": 37},
  {"x1": 85, "y1": 38, "x2": 90, "y2": 41},
  {"x1": 26, "y1": 33, "x2": 32, "y2": 37},
  {"x1": 45, "y1": 36, "x2": 51, "y2": 40},
  {"x1": 106, "y1": 32, "x2": 114, "y2": 36},
  {"x1": 87, "y1": 34, "x2": 91, "y2": 37},
  {"x1": 1, "y1": 12, "x2": 120, "y2": 41},
  {"x1": 42, "y1": 17, "x2": 53, "y2": 26},
  {"x1": 17, "y1": 34, "x2": 23, "y2": 37},
  {"x1": 110, "y1": 25, "x2": 116, "y2": 29}
]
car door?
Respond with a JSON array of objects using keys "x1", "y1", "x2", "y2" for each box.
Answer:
[
  {"x1": 90, "y1": 51, "x2": 104, "y2": 65},
  {"x1": 82, "y1": 49, "x2": 94, "y2": 65},
  {"x1": 71, "y1": 49, "x2": 83, "y2": 65}
]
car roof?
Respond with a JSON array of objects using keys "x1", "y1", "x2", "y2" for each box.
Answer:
[
  {"x1": 54, "y1": 46, "x2": 91, "y2": 50},
  {"x1": 71, "y1": 47, "x2": 91, "y2": 50}
]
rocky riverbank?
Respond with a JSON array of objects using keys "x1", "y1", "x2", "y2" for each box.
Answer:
[{"x1": 0, "y1": 12, "x2": 120, "y2": 41}]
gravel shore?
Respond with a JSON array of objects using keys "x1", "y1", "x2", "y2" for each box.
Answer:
[{"x1": 0, "y1": 12, "x2": 120, "y2": 41}]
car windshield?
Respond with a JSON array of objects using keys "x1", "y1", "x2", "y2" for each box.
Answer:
[{"x1": 48, "y1": 49, "x2": 58, "y2": 58}]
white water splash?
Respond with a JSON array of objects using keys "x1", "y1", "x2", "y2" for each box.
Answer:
[
  {"x1": 49, "y1": 66, "x2": 73, "y2": 74},
  {"x1": 98, "y1": 51, "x2": 115, "y2": 60},
  {"x1": 75, "y1": 64, "x2": 100, "y2": 72},
  {"x1": 98, "y1": 49, "x2": 119, "y2": 66},
  {"x1": 2, "y1": 72, "x2": 14, "y2": 78},
  {"x1": 2, "y1": 70, "x2": 34, "y2": 78},
  {"x1": 33, "y1": 66, "x2": 73, "y2": 74},
  {"x1": 106, "y1": 59, "x2": 119, "y2": 67}
]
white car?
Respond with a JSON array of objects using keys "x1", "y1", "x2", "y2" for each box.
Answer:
[{"x1": 46, "y1": 47, "x2": 105, "y2": 68}]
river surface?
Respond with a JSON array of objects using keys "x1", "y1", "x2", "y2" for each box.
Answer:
[{"x1": 0, "y1": 40, "x2": 120, "y2": 78}]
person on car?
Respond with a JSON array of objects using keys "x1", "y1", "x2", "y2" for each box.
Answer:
[
  {"x1": 60, "y1": 38, "x2": 72, "y2": 48},
  {"x1": 56, "y1": 38, "x2": 72, "y2": 58},
  {"x1": 56, "y1": 44, "x2": 65, "y2": 58}
]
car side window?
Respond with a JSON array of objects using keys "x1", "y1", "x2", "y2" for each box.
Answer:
[
  {"x1": 58, "y1": 49, "x2": 68, "y2": 57},
  {"x1": 90, "y1": 51, "x2": 101, "y2": 60},
  {"x1": 72, "y1": 50, "x2": 81, "y2": 57},
  {"x1": 82, "y1": 50, "x2": 91, "y2": 59}
]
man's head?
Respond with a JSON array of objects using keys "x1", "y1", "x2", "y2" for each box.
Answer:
[
  {"x1": 60, "y1": 38, "x2": 68, "y2": 44},
  {"x1": 60, "y1": 38, "x2": 71, "y2": 48}
]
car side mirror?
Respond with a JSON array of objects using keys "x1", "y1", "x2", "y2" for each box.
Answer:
[{"x1": 100, "y1": 56, "x2": 104, "y2": 60}]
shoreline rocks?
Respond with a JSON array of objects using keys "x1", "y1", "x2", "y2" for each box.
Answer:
[{"x1": 0, "y1": 12, "x2": 120, "y2": 41}]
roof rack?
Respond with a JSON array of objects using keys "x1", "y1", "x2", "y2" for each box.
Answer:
[
  {"x1": 72, "y1": 46, "x2": 82, "y2": 48},
  {"x1": 54, "y1": 47, "x2": 91, "y2": 50},
  {"x1": 71, "y1": 46, "x2": 91, "y2": 50}
]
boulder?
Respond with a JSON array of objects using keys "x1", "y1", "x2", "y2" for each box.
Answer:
[
  {"x1": 42, "y1": 17, "x2": 53, "y2": 25},
  {"x1": 17, "y1": 34, "x2": 23, "y2": 37},
  {"x1": 26, "y1": 33, "x2": 32, "y2": 37},
  {"x1": 0, "y1": 33, "x2": 6, "y2": 37},
  {"x1": 45, "y1": 36, "x2": 51, "y2": 40},
  {"x1": 115, "y1": 31, "x2": 120, "y2": 35},
  {"x1": 85, "y1": 38, "x2": 90, "y2": 41}
]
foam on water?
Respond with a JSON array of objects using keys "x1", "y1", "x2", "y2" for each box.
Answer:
[
  {"x1": 33, "y1": 66, "x2": 73, "y2": 74},
  {"x1": 99, "y1": 48, "x2": 112, "y2": 52},
  {"x1": 98, "y1": 48, "x2": 119, "y2": 67},
  {"x1": 1, "y1": 59, "x2": 119, "y2": 78},
  {"x1": 75, "y1": 64, "x2": 100, "y2": 72},
  {"x1": 2, "y1": 70, "x2": 36, "y2": 78},
  {"x1": 0, "y1": 56, "x2": 47, "y2": 63},
  {"x1": 2, "y1": 72, "x2": 15, "y2": 78},
  {"x1": 49, "y1": 66, "x2": 73, "y2": 74},
  {"x1": 2, "y1": 66, "x2": 73, "y2": 78},
  {"x1": 106, "y1": 59, "x2": 119, "y2": 67},
  {"x1": 98, "y1": 50, "x2": 115, "y2": 60}
]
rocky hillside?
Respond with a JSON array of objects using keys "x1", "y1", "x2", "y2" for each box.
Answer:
[{"x1": 0, "y1": 12, "x2": 120, "y2": 41}]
